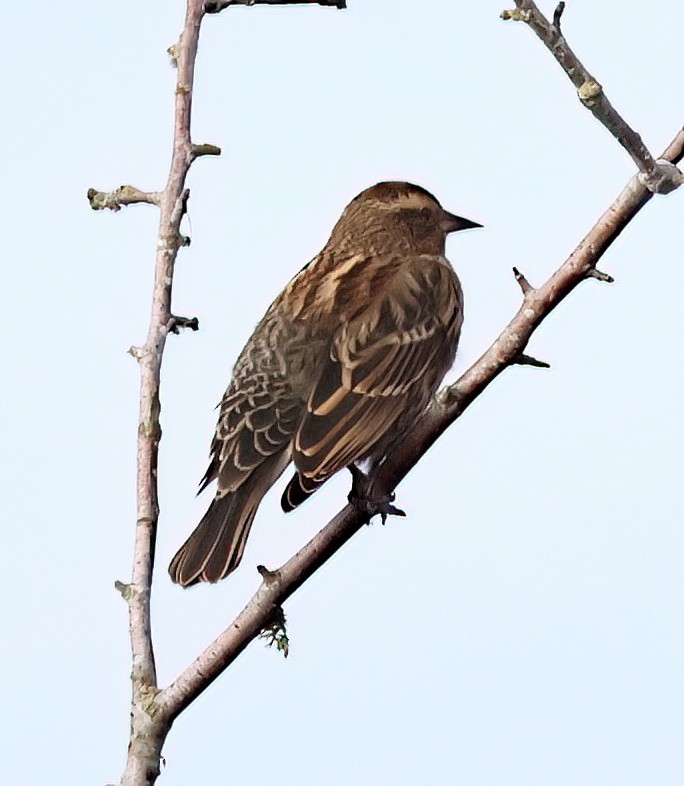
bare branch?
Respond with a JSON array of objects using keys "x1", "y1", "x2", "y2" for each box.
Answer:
[
  {"x1": 501, "y1": 1, "x2": 683, "y2": 193},
  {"x1": 205, "y1": 0, "x2": 346, "y2": 12},
  {"x1": 158, "y1": 503, "x2": 366, "y2": 718},
  {"x1": 587, "y1": 268, "x2": 614, "y2": 284},
  {"x1": 87, "y1": 185, "x2": 160, "y2": 211},
  {"x1": 115, "y1": 580, "x2": 133, "y2": 600},
  {"x1": 513, "y1": 354, "x2": 550, "y2": 369},
  {"x1": 156, "y1": 128, "x2": 684, "y2": 723},
  {"x1": 168, "y1": 315, "x2": 200, "y2": 333},
  {"x1": 99, "y1": 0, "x2": 349, "y2": 780},
  {"x1": 191, "y1": 143, "x2": 222, "y2": 160},
  {"x1": 500, "y1": 8, "x2": 531, "y2": 22},
  {"x1": 439, "y1": 128, "x2": 684, "y2": 416},
  {"x1": 551, "y1": 1, "x2": 565, "y2": 35},
  {"x1": 512, "y1": 265, "x2": 533, "y2": 295},
  {"x1": 111, "y1": 0, "x2": 209, "y2": 782}
]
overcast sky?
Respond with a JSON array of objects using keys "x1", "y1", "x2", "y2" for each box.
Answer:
[{"x1": 3, "y1": 1, "x2": 683, "y2": 784}]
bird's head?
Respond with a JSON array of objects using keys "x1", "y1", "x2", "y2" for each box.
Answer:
[{"x1": 331, "y1": 181, "x2": 481, "y2": 255}]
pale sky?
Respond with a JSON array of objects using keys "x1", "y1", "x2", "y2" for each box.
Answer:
[{"x1": 3, "y1": 1, "x2": 683, "y2": 784}]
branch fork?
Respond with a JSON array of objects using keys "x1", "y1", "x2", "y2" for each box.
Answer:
[
  {"x1": 639, "y1": 159, "x2": 684, "y2": 195},
  {"x1": 502, "y1": 0, "x2": 683, "y2": 195}
]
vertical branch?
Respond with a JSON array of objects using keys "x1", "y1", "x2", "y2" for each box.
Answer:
[
  {"x1": 119, "y1": 1, "x2": 210, "y2": 784},
  {"x1": 131, "y1": 0, "x2": 199, "y2": 681},
  {"x1": 87, "y1": 0, "x2": 340, "y2": 781},
  {"x1": 86, "y1": 11, "x2": 207, "y2": 781},
  {"x1": 131, "y1": 0, "x2": 204, "y2": 690}
]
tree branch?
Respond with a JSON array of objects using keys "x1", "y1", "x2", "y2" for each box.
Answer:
[
  {"x1": 103, "y1": 1, "x2": 208, "y2": 783},
  {"x1": 87, "y1": 185, "x2": 160, "y2": 211},
  {"x1": 551, "y1": 1, "x2": 565, "y2": 35},
  {"x1": 168, "y1": 315, "x2": 200, "y2": 334},
  {"x1": 512, "y1": 265, "x2": 533, "y2": 295},
  {"x1": 94, "y1": 0, "x2": 680, "y2": 777},
  {"x1": 89, "y1": 0, "x2": 348, "y2": 781},
  {"x1": 513, "y1": 354, "x2": 550, "y2": 369},
  {"x1": 156, "y1": 127, "x2": 684, "y2": 722},
  {"x1": 191, "y1": 142, "x2": 222, "y2": 160},
  {"x1": 205, "y1": 0, "x2": 345, "y2": 13},
  {"x1": 587, "y1": 268, "x2": 614, "y2": 284},
  {"x1": 501, "y1": 1, "x2": 683, "y2": 194}
]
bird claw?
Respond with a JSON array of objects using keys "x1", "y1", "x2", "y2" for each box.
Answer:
[
  {"x1": 378, "y1": 502, "x2": 406, "y2": 525},
  {"x1": 347, "y1": 465, "x2": 406, "y2": 524}
]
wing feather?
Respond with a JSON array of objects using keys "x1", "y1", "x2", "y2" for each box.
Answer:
[
  {"x1": 201, "y1": 373, "x2": 302, "y2": 495},
  {"x1": 293, "y1": 257, "x2": 462, "y2": 482}
]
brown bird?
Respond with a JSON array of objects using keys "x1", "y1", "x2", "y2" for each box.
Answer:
[{"x1": 169, "y1": 181, "x2": 480, "y2": 587}]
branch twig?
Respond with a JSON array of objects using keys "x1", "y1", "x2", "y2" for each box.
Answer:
[
  {"x1": 512, "y1": 265, "x2": 533, "y2": 295},
  {"x1": 205, "y1": 0, "x2": 345, "y2": 12},
  {"x1": 551, "y1": 1, "x2": 564, "y2": 35},
  {"x1": 87, "y1": 186, "x2": 160, "y2": 211},
  {"x1": 155, "y1": 127, "x2": 684, "y2": 722},
  {"x1": 587, "y1": 268, "x2": 614, "y2": 284},
  {"x1": 501, "y1": 1, "x2": 683, "y2": 194},
  {"x1": 191, "y1": 143, "x2": 222, "y2": 160},
  {"x1": 169, "y1": 315, "x2": 200, "y2": 333},
  {"x1": 514, "y1": 354, "x2": 550, "y2": 369}
]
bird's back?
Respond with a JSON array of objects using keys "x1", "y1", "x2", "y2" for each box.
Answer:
[{"x1": 170, "y1": 181, "x2": 475, "y2": 585}]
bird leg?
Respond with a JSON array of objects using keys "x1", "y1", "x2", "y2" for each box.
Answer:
[{"x1": 347, "y1": 464, "x2": 406, "y2": 524}]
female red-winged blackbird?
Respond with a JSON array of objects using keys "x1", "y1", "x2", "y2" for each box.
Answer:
[{"x1": 169, "y1": 181, "x2": 480, "y2": 586}]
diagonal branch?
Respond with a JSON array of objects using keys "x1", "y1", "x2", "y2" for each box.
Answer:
[
  {"x1": 156, "y1": 127, "x2": 684, "y2": 722},
  {"x1": 501, "y1": 1, "x2": 683, "y2": 194}
]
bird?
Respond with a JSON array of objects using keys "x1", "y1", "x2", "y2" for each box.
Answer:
[{"x1": 169, "y1": 181, "x2": 481, "y2": 587}]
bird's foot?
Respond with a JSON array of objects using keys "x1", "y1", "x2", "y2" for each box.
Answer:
[{"x1": 347, "y1": 465, "x2": 406, "y2": 524}]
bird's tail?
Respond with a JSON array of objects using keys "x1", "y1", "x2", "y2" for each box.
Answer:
[
  {"x1": 281, "y1": 469, "x2": 327, "y2": 513},
  {"x1": 169, "y1": 452, "x2": 288, "y2": 587}
]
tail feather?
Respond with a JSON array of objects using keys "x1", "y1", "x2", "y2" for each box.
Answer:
[
  {"x1": 281, "y1": 469, "x2": 327, "y2": 513},
  {"x1": 170, "y1": 451, "x2": 289, "y2": 587},
  {"x1": 168, "y1": 493, "x2": 257, "y2": 586}
]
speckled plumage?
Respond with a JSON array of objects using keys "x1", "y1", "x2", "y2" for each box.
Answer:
[{"x1": 169, "y1": 182, "x2": 480, "y2": 586}]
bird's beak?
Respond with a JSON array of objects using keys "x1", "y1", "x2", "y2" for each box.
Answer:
[{"x1": 441, "y1": 210, "x2": 483, "y2": 234}]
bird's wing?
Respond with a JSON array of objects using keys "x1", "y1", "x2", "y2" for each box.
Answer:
[
  {"x1": 200, "y1": 372, "x2": 300, "y2": 496},
  {"x1": 293, "y1": 258, "x2": 462, "y2": 481}
]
